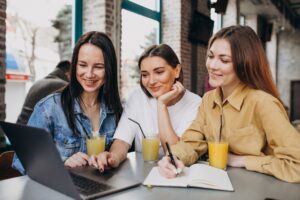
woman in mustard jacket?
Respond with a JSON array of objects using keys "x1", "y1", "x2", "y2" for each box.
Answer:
[{"x1": 158, "y1": 25, "x2": 300, "y2": 183}]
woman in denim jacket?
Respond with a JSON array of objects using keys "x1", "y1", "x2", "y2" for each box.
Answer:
[{"x1": 13, "y1": 31, "x2": 122, "y2": 174}]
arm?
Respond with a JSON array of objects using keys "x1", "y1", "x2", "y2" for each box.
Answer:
[
  {"x1": 170, "y1": 96, "x2": 208, "y2": 166},
  {"x1": 90, "y1": 139, "x2": 130, "y2": 171},
  {"x1": 157, "y1": 81, "x2": 184, "y2": 152},
  {"x1": 244, "y1": 96, "x2": 300, "y2": 183},
  {"x1": 90, "y1": 106, "x2": 133, "y2": 171},
  {"x1": 157, "y1": 103, "x2": 179, "y2": 151},
  {"x1": 109, "y1": 139, "x2": 130, "y2": 165},
  {"x1": 27, "y1": 103, "x2": 52, "y2": 132},
  {"x1": 28, "y1": 100, "x2": 89, "y2": 168}
]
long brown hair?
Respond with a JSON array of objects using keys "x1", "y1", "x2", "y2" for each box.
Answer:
[
  {"x1": 138, "y1": 44, "x2": 183, "y2": 97},
  {"x1": 61, "y1": 31, "x2": 123, "y2": 136},
  {"x1": 208, "y1": 25, "x2": 282, "y2": 104}
]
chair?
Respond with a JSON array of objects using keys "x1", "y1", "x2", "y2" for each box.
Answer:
[{"x1": 0, "y1": 151, "x2": 22, "y2": 180}]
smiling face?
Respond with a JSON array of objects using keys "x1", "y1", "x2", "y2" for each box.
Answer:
[
  {"x1": 206, "y1": 39, "x2": 240, "y2": 95},
  {"x1": 140, "y1": 56, "x2": 181, "y2": 98},
  {"x1": 76, "y1": 43, "x2": 105, "y2": 95}
]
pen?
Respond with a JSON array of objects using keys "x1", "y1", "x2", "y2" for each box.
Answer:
[{"x1": 166, "y1": 142, "x2": 180, "y2": 175}]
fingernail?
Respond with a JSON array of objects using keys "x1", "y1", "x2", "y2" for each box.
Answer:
[{"x1": 177, "y1": 168, "x2": 182, "y2": 174}]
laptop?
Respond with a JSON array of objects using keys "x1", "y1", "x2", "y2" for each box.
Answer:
[{"x1": 0, "y1": 121, "x2": 140, "y2": 200}]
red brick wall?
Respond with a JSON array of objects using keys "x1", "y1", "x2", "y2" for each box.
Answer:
[
  {"x1": 162, "y1": 0, "x2": 209, "y2": 96},
  {"x1": 197, "y1": 0, "x2": 210, "y2": 95},
  {"x1": 180, "y1": 0, "x2": 192, "y2": 90},
  {"x1": 105, "y1": 0, "x2": 114, "y2": 38}
]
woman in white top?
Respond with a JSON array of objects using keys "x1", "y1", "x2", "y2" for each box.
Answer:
[{"x1": 90, "y1": 44, "x2": 201, "y2": 171}]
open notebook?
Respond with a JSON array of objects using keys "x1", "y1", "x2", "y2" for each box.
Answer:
[{"x1": 143, "y1": 164, "x2": 234, "y2": 191}]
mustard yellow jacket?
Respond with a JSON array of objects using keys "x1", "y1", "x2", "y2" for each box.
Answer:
[{"x1": 171, "y1": 83, "x2": 300, "y2": 183}]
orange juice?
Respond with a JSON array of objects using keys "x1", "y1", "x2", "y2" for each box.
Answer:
[
  {"x1": 208, "y1": 142, "x2": 228, "y2": 170},
  {"x1": 142, "y1": 137, "x2": 160, "y2": 161},
  {"x1": 86, "y1": 135, "x2": 106, "y2": 156}
]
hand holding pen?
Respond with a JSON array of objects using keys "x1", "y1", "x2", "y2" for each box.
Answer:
[{"x1": 165, "y1": 142, "x2": 183, "y2": 176}]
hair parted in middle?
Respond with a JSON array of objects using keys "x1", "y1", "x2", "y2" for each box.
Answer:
[{"x1": 138, "y1": 44, "x2": 183, "y2": 97}]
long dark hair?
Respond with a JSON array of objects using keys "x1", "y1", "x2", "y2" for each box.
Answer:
[
  {"x1": 138, "y1": 44, "x2": 183, "y2": 97},
  {"x1": 208, "y1": 25, "x2": 282, "y2": 104},
  {"x1": 61, "y1": 31, "x2": 123, "y2": 136}
]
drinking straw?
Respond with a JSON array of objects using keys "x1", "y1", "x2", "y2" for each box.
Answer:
[
  {"x1": 219, "y1": 113, "x2": 223, "y2": 143},
  {"x1": 128, "y1": 118, "x2": 146, "y2": 138}
]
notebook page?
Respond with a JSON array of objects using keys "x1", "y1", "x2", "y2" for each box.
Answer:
[
  {"x1": 187, "y1": 164, "x2": 233, "y2": 191},
  {"x1": 143, "y1": 166, "x2": 189, "y2": 187}
]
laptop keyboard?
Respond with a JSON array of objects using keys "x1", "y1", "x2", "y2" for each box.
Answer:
[{"x1": 70, "y1": 173, "x2": 112, "y2": 196}]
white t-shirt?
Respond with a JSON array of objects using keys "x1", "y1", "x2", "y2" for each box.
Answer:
[{"x1": 114, "y1": 87, "x2": 202, "y2": 155}]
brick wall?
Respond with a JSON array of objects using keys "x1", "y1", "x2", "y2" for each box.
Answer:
[
  {"x1": 82, "y1": 0, "x2": 120, "y2": 50},
  {"x1": 180, "y1": 0, "x2": 192, "y2": 90},
  {"x1": 0, "y1": 0, "x2": 6, "y2": 121},
  {"x1": 82, "y1": 0, "x2": 210, "y2": 96},
  {"x1": 83, "y1": 0, "x2": 106, "y2": 34},
  {"x1": 82, "y1": 0, "x2": 121, "y2": 87},
  {"x1": 197, "y1": 1, "x2": 210, "y2": 95},
  {"x1": 162, "y1": 0, "x2": 209, "y2": 96},
  {"x1": 161, "y1": 1, "x2": 181, "y2": 60}
]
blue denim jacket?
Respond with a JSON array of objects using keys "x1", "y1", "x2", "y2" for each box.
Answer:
[{"x1": 13, "y1": 93, "x2": 117, "y2": 174}]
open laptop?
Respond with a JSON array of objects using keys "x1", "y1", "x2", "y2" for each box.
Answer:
[{"x1": 0, "y1": 121, "x2": 140, "y2": 200}]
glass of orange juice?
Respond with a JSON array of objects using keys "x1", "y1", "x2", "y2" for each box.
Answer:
[
  {"x1": 86, "y1": 135, "x2": 106, "y2": 156},
  {"x1": 142, "y1": 135, "x2": 160, "y2": 162},
  {"x1": 208, "y1": 141, "x2": 228, "y2": 170}
]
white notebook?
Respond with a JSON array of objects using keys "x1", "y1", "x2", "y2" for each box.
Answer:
[{"x1": 143, "y1": 164, "x2": 234, "y2": 191}]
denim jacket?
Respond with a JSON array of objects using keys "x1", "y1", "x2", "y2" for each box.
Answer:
[{"x1": 13, "y1": 93, "x2": 117, "y2": 174}]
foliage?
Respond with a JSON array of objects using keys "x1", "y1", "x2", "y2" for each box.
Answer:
[{"x1": 52, "y1": 5, "x2": 72, "y2": 60}]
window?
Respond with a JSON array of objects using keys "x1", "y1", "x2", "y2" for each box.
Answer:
[
  {"x1": 121, "y1": 0, "x2": 161, "y2": 100},
  {"x1": 5, "y1": 0, "x2": 72, "y2": 122},
  {"x1": 240, "y1": 15, "x2": 245, "y2": 26}
]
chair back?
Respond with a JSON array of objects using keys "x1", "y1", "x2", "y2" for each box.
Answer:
[{"x1": 0, "y1": 151, "x2": 22, "y2": 180}]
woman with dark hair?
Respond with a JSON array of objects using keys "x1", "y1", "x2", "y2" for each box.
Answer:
[
  {"x1": 158, "y1": 25, "x2": 300, "y2": 183},
  {"x1": 92, "y1": 44, "x2": 201, "y2": 171},
  {"x1": 13, "y1": 31, "x2": 122, "y2": 173}
]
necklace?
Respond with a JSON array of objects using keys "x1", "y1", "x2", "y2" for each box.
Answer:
[{"x1": 80, "y1": 99, "x2": 100, "y2": 111}]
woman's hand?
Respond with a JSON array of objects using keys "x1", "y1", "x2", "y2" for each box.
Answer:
[
  {"x1": 157, "y1": 156, "x2": 185, "y2": 178},
  {"x1": 64, "y1": 152, "x2": 89, "y2": 168},
  {"x1": 157, "y1": 81, "x2": 185, "y2": 107},
  {"x1": 227, "y1": 153, "x2": 246, "y2": 168},
  {"x1": 88, "y1": 151, "x2": 120, "y2": 172}
]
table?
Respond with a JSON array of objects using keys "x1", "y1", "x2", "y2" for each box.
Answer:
[{"x1": 0, "y1": 152, "x2": 299, "y2": 200}]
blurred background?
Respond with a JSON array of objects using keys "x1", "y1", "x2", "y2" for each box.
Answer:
[{"x1": 0, "y1": 0, "x2": 299, "y2": 132}]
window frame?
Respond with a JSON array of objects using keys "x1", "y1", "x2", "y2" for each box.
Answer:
[
  {"x1": 121, "y1": 0, "x2": 162, "y2": 43},
  {"x1": 73, "y1": 0, "x2": 83, "y2": 46}
]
